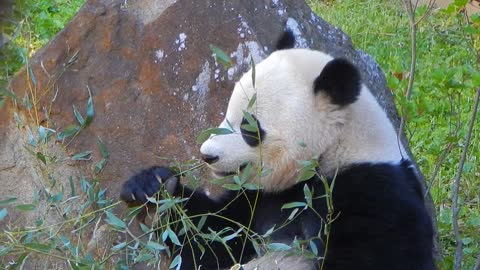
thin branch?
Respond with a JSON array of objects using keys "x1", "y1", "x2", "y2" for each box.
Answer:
[
  {"x1": 415, "y1": 0, "x2": 437, "y2": 25},
  {"x1": 424, "y1": 142, "x2": 453, "y2": 197},
  {"x1": 397, "y1": 0, "x2": 417, "y2": 159},
  {"x1": 397, "y1": 0, "x2": 437, "y2": 144},
  {"x1": 426, "y1": 93, "x2": 462, "y2": 197},
  {"x1": 461, "y1": 8, "x2": 480, "y2": 66},
  {"x1": 452, "y1": 88, "x2": 480, "y2": 270},
  {"x1": 474, "y1": 253, "x2": 480, "y2": 270}
]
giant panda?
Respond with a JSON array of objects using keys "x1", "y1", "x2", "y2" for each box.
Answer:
[{"x1": 120, "y1": 31, "x2": 436, "y2": 270}]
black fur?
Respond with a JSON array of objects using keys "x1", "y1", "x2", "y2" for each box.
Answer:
[
  {"x1": 120, "y1": 161, "x2": 436, "y2": 270},
  {"x1": 276, "y1": 29, "x2": 295, "y2": 50},
  {"x1": 314, "y1": 58, "x2": 361, "y2": 106},
  {"x1": 240, "y1": 114, "x2": 266, "y2": 147},
  {"x1": 120, "y1": 166, "x2": 172, "y2": 205}
]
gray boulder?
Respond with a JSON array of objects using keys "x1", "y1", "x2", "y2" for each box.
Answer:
[{"x1": 2, "y1": 0, "x2": 438, "y2": 266}]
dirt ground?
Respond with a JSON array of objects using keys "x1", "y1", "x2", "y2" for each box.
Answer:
[{"x1": 416, "y1": 0, "x2": 480, "y2": 14}]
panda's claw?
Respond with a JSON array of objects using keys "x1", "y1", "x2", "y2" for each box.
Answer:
[
  {"x1": 120, "y1": 166, "x2": 178, "y2": 205},
  {"x1": 164, "y1": 176, "x2": 179, "y2": 195}
]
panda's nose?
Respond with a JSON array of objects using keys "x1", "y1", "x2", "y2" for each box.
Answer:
[{"x1": 201, "y1": 154, "x2": 219, "y2": 164}]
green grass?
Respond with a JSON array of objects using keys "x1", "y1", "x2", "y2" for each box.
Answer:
[
  {"x1": 309, "y1": 0, "x2": 480, "y2": 268},
  {"x1": 1, "y1": 0, "x2": 85, "y2": 98}
]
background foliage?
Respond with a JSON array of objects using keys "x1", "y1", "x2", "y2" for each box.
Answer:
[
  {"x1": 1, "y1": 0, "x2": 479, "y2": 269},
  {"x1": 1, "y1": 0, "x2": 84, "y2": 105},
  {"x1": 308, "y1": 0, "x2": 480, "y2": 269}
]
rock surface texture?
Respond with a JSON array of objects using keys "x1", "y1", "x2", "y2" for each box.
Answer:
[{"x1": 2, "y1": 0, "x2": 438, "y2": 264}]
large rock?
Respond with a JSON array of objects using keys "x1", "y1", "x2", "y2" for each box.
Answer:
[{"x1": 2, "y1": 0, "x2": 439, "y2": 262}]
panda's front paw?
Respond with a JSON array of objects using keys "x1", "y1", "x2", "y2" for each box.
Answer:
[{"x1": 120, "y1": 166, "x2": 178, "y2": 206}]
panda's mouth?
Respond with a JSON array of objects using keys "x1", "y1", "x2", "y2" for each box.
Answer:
[{"x1": 212, "y1": 163, "x2": 248, "y2": 177}]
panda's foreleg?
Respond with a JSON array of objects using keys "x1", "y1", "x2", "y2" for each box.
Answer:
[
  {"x1": 120, "y1": 166, "x2": 257, "y2": 269},
  {"x1": 120, "y1": 166, "x2": 238, "y2": 212},
  {"x1": 172, "y1": 188, "x2": 258, "y2": 269},
  {"x1": 120, "y1": 166, "x2": 179, "y2": 206}
]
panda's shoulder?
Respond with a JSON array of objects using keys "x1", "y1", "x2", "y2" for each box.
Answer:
[{"x1": 327, "y1": 160, "x2": 425, "y2": 206}]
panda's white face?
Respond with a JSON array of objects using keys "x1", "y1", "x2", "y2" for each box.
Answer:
[
  {"x1": 200, "y1": 49, "x2": 352, "y2": 191},
  {"x1": 200, "y1": 47, "x2": 404, "y2": 192}
]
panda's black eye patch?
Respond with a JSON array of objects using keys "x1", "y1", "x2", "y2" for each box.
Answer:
[{"x1": 240, "y1": 114, "x2": 266, "y2": 147}]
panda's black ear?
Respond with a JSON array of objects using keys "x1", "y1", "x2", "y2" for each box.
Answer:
[
  {"x1": 314, "y1": 58, "x2": 361, "y2": 106},
  {"x1": 275, "y1": 30, "x2": 295, "y2": 50}
]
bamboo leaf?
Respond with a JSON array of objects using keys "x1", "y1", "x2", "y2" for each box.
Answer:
[
  {"x1": 94, "y1": 158, "x2": 107, "y2": 174},
  {"x1": 85, "y1": 90, "x2": 94, "y2": 126},
  {"x1": 13, "y1": 112, "x2": 23, "y2": 128},
  {"x1": 73, "y1": 105, "x2": 85, "y2": 126},
  {"x1": 97, "y1": 139, "x2": 109, "y2": 159},
  {"x1": 310, "y1": 240, "x2": 319, "y2": 256},
  {"x1": 38, "y1": 126, "x2": 55, "y2": 144},
  {"x1": 241, "y1": 162, "x2": 252, "y2": 181},
  {"x1": 281, "y1": 202, "x2": 307, "y2": 210},
  {"x1": 267, "y1": 243, "x2": 291, "y2": 251},
  {"x1": 222, "y1": 228, "x2": 242, "y2": 242},
  {"x1": 247, "y1": 93, "x2": 257, "y2": 109},
  {"x1": 242, "y1": 111, "x2": 257, "y2": 127},
  {"x1": 28, "y1": 66, "x2": 37, "y2": 86},
  {"x1": 197, "y1": 216, "x2": 207, "y2": 231},
  {"x1": 134, "y1": 250, "x2": 154, "y2": 263},
  {"x1": 196, "y1": 128, "x2": 233, "y2": 144},
  {"x1": 0, "y1": 197, "x2": 17, "y2": 206},
  {"x1": 57, "y1": 124, "x2": 80, "y2": 141},
  {"x1": 25, "y1": 243, "x2": 52, "y2": 253},
  {"x1": 169, "y1": 254, "x2": 182, "y2": 270},
  {"x1": 23, "y1": 94, "x2": 32, "y2": 111},
  {"x1": 303, "y1": 184, "x2": 313, "y2": 208},
  {"x1": 162, "y1": 229, "x2": 168, "y2": 242},
  {"x1": 223, "y1": 183, "x2": 242, "y2": 191},
  {"x1": 139, "y1": 223, "x2": 150, "y2": 234},
  {"x1": 260, "y1": 168, "x2": 272, "y2": 177},
  {"x1": 105, "y1": 211, "x2": 126, "y2": 230},
  {"x1": 26, "y1": 127, "x2": 36, "y2": 146},
  {"x1": 233, "y1": 175, "x2": 244, "y2": 185},
  {"x1": 49, "y1": 192, "x2": 63, "y2": 203},
  {"x1": 69, "y1": 176, "x2": 76, "y2": 197},
  {"x1": 298, "y1": 170, "x2": 316, "y2": 182},
  {"x1": 36, "y1": 152, "x2": 47, "y2": 165},
  {"x1": 242, "y1": 183, "x2": 262, "y2": 190},
  {"x1": 262, "y1": 226, "x2": 275, "y2": 237},
  {"x1": 0, "y1": 246, "x2": 12, "y2": 256},
  {"x1": 288, "y1": 208, "x2": 299, "y2": 220},
  {"x1": 111, "y1": 242, "x2": 127, "y2": 251},
  {"x1": 0, "y1": 89, "x2": 17, "y2": 100},
  {"x1": 209, "y1": 44, "x2": 232, "y2": 67},
  {"x1": 146, "y1": 241, "x2": 166, "y2": 251},
  {"x1": 240, "y1": 123, "x2": 258, "y2": 132},
  {"x1": 71, "y1": 151, "x2": 92, "y2": 161},
  {"x1": 0, "y1": 208, "x2": 7, "y2": 222},
  {"x1": 251, "y1": 56, "x2": 256, "y2": 88},
  {"x1": 167, "y1": 227, "x2": 182, "y2": 246},
  {"x1": 24, "y1": 243, "x2": 52, "y2": 252}
]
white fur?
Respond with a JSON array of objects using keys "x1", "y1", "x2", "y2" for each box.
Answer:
[{"x1": 200, "y1": 49, "x2": 405, "y2": 192}]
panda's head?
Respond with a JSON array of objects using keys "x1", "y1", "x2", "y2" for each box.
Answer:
[{"x1": 200, "y1": 31, "x2": 401, "y2": 192}]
